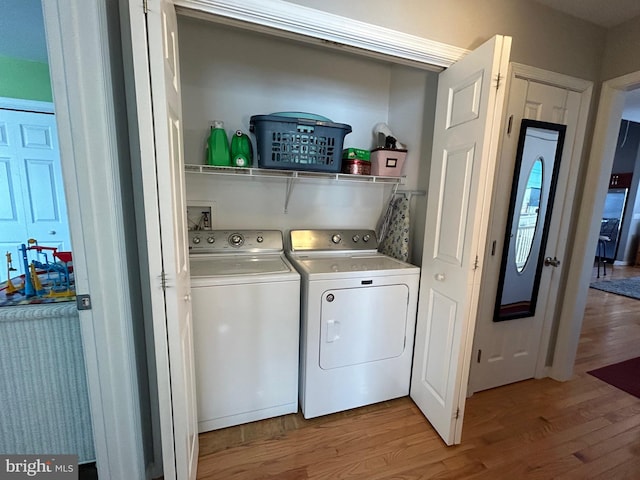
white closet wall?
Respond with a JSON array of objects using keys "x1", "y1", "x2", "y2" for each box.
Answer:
[{"x1": 179, "y1": 16, "x2": 434, "y2": 237}]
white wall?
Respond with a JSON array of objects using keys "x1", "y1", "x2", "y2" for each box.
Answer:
[{"x1": 178, "y1": 17, "x2": 434, "y2": 245}]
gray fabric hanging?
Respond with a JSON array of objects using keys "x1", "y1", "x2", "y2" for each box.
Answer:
[{"x1": 378, "y1": 195, "x2": 410, "y2": 262}]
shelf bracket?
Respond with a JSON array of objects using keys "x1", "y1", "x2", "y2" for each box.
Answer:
[{"x1": 284, "y1": 177, "x2": 296, "y2": 213}]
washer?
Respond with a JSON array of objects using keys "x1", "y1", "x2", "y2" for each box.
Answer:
[
  {"x1": 286, "y1": 229, "x2": 420, "y2": 419},
  {"x1": 189, "y1": 229, "x2": 300, "y2": 432}
]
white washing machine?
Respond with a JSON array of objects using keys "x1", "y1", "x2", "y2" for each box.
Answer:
[
  {"x1": 189, "y1": 229, "x2": 300, "y2": 432},
  {"x1": 286, "y1": 229, "x2": 420, "y2": 419}
]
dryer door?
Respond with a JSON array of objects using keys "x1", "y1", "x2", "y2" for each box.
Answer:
[{"x1": 320, "y1": 284, "x2": 409, "y2": 369}]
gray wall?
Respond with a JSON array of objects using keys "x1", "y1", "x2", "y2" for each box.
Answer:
[
  {"x1": 601, "y1": 16, "x2": 640, "y2": 81},
  {"x1": 286, "y1": 0, "x2": 606, "y2": 82}
]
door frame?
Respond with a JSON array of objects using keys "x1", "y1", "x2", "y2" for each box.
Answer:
[
  {"x1": 42, "y1": 1, "x2": 148, "y2": 478},
  {"x1": 551, "y1": 70, "x2": 640, "y2": 381},
  {"x1": 0, "y1": 97, "x2": 54, "y2": 113}
]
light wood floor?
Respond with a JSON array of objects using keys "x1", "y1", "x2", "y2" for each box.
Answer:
[{"x1": 197, "y1": 265, "x2": 640, "y2": 479}]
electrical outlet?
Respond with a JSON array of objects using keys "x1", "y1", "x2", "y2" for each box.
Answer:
[{"x1": 187, "y1": 203, "x2": 215, "y2": 230}]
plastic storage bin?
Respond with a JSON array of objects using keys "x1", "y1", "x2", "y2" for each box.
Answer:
[
  {"x1": 370, "y1": 148, "x2": 407, "y2": 176},
  {"x1": 250, "y1": 114, "x2": 352, "y2": 172}
]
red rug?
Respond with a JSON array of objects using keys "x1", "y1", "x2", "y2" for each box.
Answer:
[{"x1": 588, "y1": 357, "x2": 640, "y2": 399}]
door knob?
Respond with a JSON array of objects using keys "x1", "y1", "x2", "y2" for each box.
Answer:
[
  {"x1": 184, "y1": 293, "x2": 191, "y2": 302},
  {"x1": 48, "y1": 230, "x2": 56, "y2": 235},
  {"x1": 544, "y1": 256, "x2": 561, "y2": 267}
]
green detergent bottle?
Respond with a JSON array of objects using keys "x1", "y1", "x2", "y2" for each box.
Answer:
[
  {"x1": 207, "y1": 121, "x2": 231, "y2": 166},
  {"x1": 230, "y1": 130, "x2": 252, "y2": 167}
]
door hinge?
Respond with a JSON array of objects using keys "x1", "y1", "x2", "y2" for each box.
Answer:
[
  {"x1": 507, "y1": 115, "x2": 513, "y2": 135},
  {"x1": 496, "y1": 72, "x2": 502, "y2": 90},
  {"x1": 473, "y1": 255, "x2": 479, "y2": 270},
  {"x1": 143, "y1": 0, "x2": 148, "y2": 14},
  {"x1": 455, "y1": 407, "x2": 460, "y2": 420},
  {"x1": 477, "y1": 349, "x2": 482, "y2": 363},
  {"x1": 160, "y1": 270, "x2": 167, "y2": 291}
]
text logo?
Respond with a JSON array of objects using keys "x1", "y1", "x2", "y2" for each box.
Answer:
[{"x1": 0, "y1": 456, "x2": 77, "y2": 480}]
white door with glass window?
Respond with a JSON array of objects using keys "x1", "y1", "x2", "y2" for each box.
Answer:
[
  {"x1": 0, "y1": 107, "x2": 71, "y2": 282},
  {"x1": 469, "y1": 67, "x2": 592, "y2": 394}
]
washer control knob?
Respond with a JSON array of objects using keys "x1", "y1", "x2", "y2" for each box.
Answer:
[
  {"x1": 363, "y1": 234, "x2": 371, "y2": 242},
  {"x1": 257, "y1": 236, "x2": 264, "y2": 243},
  {"x1": 206, "y1": 236, "x2": 215, "y2": 244},
  {"x1": 352, "y1": 234, "x2": 360, "y2": 243},
  {"x1": 229, "y1": 233, "x2": 244, "y2": 247},
  {"x1": 331, "y1": 234, "x2": 342, "y2": 244},
  {"x1": 192, "y1": 236, "x2": 201, "y2": 244}
]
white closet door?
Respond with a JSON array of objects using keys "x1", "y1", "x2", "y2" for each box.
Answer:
[
  {"x1": 410, "y1": 35, "x2": 511, "y2": 445},
  {"x1": 0, "y1": 108, "x2": 71, "y2": 281},
  {"x1": 126, "y1": 0, "x2": 199, "y2": 478},
  {"x1": 148, "y1": 1, "x2": 199, "y2": 478}
]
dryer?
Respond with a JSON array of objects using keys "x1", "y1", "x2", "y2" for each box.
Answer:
[
  {"x1": 189, "y1": 229, "x2": 300, "y2": 432},
  {"x1": 287, "y1": 229, "x2": 420, "y2": 419}
]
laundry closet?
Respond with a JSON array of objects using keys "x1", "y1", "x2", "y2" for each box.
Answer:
[
  {"x1": 128, "y1": 1, "x2": 514, "y2": 477},
  {"x1": 179, "y1": 16, "x2": 435, "y2": 261}
]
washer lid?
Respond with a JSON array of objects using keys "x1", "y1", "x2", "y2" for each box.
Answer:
[
  {"x1": 189, "y1": 255, "x2": 292, "y2": 277},
  {"x1": 291, "y1": 254, "x2": 418, "y2": 276}
]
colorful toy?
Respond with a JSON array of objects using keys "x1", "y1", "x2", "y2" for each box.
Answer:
[
  {"x1": 5, "y1": 252, "x2": 19, "y2": 295},
  {"x1": 16, "y1": 239, "x2": 74, "y2": 299}
]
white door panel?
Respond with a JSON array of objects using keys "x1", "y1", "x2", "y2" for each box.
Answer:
[
  {"x1": 435, "y1": 145, "x2": 474, "y2": 265},
  {"x1": 0, "y1": 156, "x2": 21, "y2": 226},
  {"x1": 421, "y1": 289, "x2": 457, "y2": 406},
  {"x1": 470, "y1": 68, "x2": 590, "y2": 393},
  {"x1": 410, "y1": 35, "x2": 511, "y2": 446}
]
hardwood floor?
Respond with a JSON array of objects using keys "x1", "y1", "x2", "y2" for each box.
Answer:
[{"x1": 197, "y1": 265, "x2": 640, "y2": 479}]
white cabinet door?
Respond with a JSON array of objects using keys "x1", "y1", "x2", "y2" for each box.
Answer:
[
  {"x1": 126, "y1": 0, "x2": 198, "y2": 478},
  {"x1": 0, "y1": 109, "x2": 71, "y2": 281},
  {"x1": 410, "y1": 35, "x2": 511, "y2": 445}
]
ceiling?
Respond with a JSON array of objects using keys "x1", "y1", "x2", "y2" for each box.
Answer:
[{"x1": 532, "y1": 0, "x2": 640, "y2": 28}]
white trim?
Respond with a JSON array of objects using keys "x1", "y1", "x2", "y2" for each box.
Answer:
[
  {"x1": 42, "y1": 1, "x2": 146, "y2": 478},
  {"x1": 510, "y1": 63, "x2": 593, "y2": 92},
  {"x1": 551, "y1": 70, "x2": 640, "y2": 381},
  {"x1": 0, "y1": 97, "x2": 54, "y2": 113},
  {"x1": 174, "y1": 0, "x2": 469, "y2": 71}
]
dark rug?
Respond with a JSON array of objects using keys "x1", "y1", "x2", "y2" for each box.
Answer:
[
  {"x1": 588, "y1": 357, "x2": 640, "y2": 399},
  {"x1": 589, "y1": 276, "x2": 640, "y2": 300}
]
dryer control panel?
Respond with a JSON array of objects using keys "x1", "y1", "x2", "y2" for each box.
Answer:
[
  {"x1": 189, "y1": 230, "x2": 284, "y2": 254},
  {"x1": 288, "y1": 229, "x2": 378, "y2": 253}
]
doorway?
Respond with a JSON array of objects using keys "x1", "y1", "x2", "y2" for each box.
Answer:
[
  {"x1": 599, "y1": 101, "x2": 640, "y2": 267},
  {"x1": 550, "y1": 70, "x2": 640, "y2": 382}
]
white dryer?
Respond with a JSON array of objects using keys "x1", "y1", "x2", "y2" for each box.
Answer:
[
  {"x1": 287, "y1": 229, "x2": 420, "y2": 419},
  {"x1": 189, "y1": 230, "x2": 300, "y2": 432}
]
